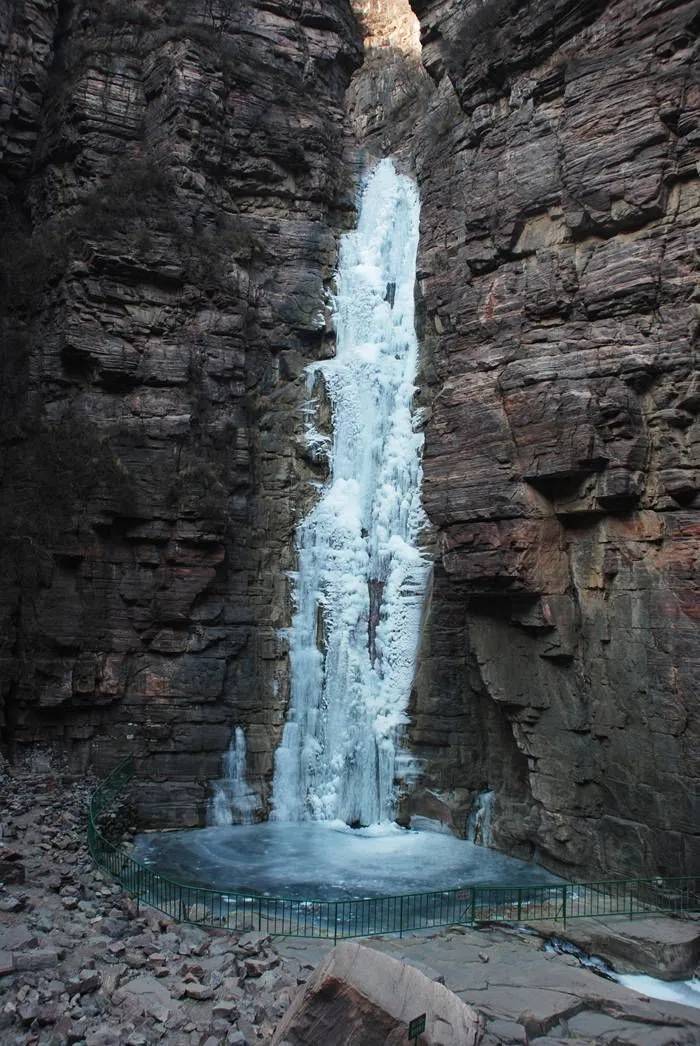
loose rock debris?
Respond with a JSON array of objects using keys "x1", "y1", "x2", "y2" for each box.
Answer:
[{"x1": 0, "y1": 757, "x2": 311, "y2": 1046}]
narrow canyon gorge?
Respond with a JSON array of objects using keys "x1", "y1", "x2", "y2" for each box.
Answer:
[{"x1": 0, "y1": 0, "x2": 698, "y2": 880}]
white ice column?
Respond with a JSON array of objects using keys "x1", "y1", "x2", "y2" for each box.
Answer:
[{"x1": 272, "y1": 158, "x2": 428, "y2": 826}]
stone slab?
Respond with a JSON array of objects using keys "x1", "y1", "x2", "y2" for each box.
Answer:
[
  {"x1": 271, "y1": 939, "x2": 483, "y2": 1045},
  {"x1": 276, "y1": 924, "x2": 700, "y2": 1044},
  {"x1": 527, "y1": 916, "x2": 700, "y2": 979},
  {"x1": 112, "y1": 973, "x2": 178, "y2": 1023}
]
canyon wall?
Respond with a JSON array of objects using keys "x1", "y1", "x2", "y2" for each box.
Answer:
[
  {"x1": 406, "y1": 0, "x2": 699, "y2": 877},
  {"x1": 1, "y1": 0, "x2": 698, "y2": 879},
  {"x1": 0, "y1": 0, "x2": 361, "y2": 822}
]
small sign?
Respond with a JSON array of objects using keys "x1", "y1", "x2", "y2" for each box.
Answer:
[{"x1": 408, "y1": 1013, "x2": 427, "y2": 1040}]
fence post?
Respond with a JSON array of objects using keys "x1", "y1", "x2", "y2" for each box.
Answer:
[
  {"x1": 517, "y1": 887, "x2": 522, "y2": 923},
  {"x1": 561, "y1": 884, "x2": 567, "y2": 928},
  {"x1": 334, "y1": 902, "x2": 338, "y2": 945},
  {"x1": 471, "y1": 887, "x2": 476, "y2": 926},
  {"x1": 400, "y1": 895, "x2": 404, "y2": 939},
  {"x1": 629, "y1": 882, "x2": 634, "y2": 920},
  {"x1": 258, "y1": 897, "x2": 262, "y2": 932}
]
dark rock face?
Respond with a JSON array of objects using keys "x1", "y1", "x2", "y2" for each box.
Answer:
[
  {"x1": 0, "y1": 0, "x2": 361, "y2": 823},
  {"x1": 2, "y1": 0, "x2": 697, "y2": 883},
  {"x1": 408, "y1": 0, "x2": 699, "y2": 876}
]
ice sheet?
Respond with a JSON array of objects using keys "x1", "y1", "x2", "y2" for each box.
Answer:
[
  {"x1": 616, "y1": 973, "x2": 700, "y2": 1010},
  {"x1": 133, "y1": 820, "x2": 560, "y2": 901}
]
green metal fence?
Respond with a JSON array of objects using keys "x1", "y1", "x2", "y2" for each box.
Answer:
[{"x1": 88, "y1": 759, "x2": 700, "y2": 941}]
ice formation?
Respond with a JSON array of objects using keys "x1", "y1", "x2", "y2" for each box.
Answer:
[
  {"x1": 272, "y1": 158, "x2": 428, "y2": 826},
  {"x1": 208, "y1": 726, "x2": 261, "y2": 826}
]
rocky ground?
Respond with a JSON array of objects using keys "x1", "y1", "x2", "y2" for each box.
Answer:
[
  {"x1": 278, "y1": 929, "x2": 700, "y2": 1045},
  {"x1": 2, "y1": 757, "x2": 699, "y2": 1046},
  {"x1": 0, "y1": 755, "x2": 313, "y2": 1046}
]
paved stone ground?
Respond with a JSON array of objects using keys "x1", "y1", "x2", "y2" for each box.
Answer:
[{"x1": 2, "y1": 754, "x2": 699, "y2": 1045}]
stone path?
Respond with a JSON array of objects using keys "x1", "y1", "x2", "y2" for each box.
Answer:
[{"x1": 2, "y1": 754, "x2": 699, "y2": 1045}]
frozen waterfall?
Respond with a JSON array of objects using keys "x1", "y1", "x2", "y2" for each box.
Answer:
[
  {"x1": 208, "y1": 727, "x2": 261, "y2": 826},
  {"x1": 272, "y1": 158, "x2": 428, "y2": 826}
]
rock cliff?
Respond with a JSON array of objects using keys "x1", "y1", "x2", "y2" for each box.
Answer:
[
  {"x1": 1, "y1": 0, "x2": 697, "y2": 879},
  {"x1": 0, "y1": 0, "x2": 361, "y2": 822},
  {"x1": 406, "y1": 0, "x2": 699, "y2": 877}
]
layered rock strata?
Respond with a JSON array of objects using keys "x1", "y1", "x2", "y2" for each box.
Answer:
[
  {"x1": 2, "y1": 0, "x2": 698, "y2": 882},
  {"x1": 406, "y1": 0, "x2": 699, "y2": 876},
  {"x1": 0, "y1": 0, "x2": 361, "y2": 823}
]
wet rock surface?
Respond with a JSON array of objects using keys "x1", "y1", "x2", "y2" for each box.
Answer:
[{"x1": 527, "y1": 916, "x2": 700, "y2": 982}]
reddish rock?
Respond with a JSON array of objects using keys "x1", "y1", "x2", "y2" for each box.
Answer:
[
  {"x1": 408, "y1": 0, "x2": 700, "y2": 877},
  {"x1": 1, "y1": 0, "x2": 697, "y2": 883},
  {"x1": 270, "y1": 940, "x2": 483, "y2": 1045}
]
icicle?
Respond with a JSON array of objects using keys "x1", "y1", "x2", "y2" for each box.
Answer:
[
  {"x1": 208, "y1": 727, "x2": 261, "y2": 826},
  {"x1": 467, "y1": 791, "x2": 495, "y2": 847}
]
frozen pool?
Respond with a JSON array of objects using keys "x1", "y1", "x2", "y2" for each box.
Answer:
[{"x1": 133, "y1": 817, "x2": 559, "y2": 901}]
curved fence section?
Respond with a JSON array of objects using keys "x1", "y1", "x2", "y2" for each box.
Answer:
[{"x1": 88, "y1": 759, "x2": 700, "y2": 940}]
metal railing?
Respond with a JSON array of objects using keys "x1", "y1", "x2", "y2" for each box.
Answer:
[{"x1": 87, "y1": 759, "x2": 700, "y2": 940}]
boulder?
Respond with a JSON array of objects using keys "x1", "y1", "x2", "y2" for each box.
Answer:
[
  {"x1": 112, "y1": 973, "x2": 178, "y2": 1023},
  {"x1": 0, "y1": 848, "x2": 26, "y2": 884},
  {"x1": 270, "y1": 940, "x2": 483, "y2": 1046}
]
